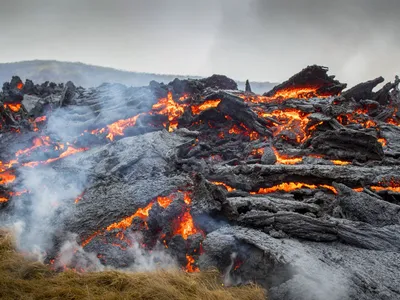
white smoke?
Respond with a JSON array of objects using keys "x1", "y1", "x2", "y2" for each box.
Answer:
[{"x1": 282, "y1": 244, "x2": 350, "y2": 300}]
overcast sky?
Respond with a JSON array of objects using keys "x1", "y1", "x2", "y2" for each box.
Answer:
[{"x1": 0, "y1": 0, "x2": 399, "y2": 86}]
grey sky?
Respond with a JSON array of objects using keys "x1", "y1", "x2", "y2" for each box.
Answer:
[{"x1": 0, "y1": 0, "x2": 399, "y2": 85}]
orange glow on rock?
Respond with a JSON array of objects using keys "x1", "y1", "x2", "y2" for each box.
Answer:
[
  {"x1": 106, "y1": 201, "x2": 155, "y2": 231},
  {"x1": 251, "y1": 182, "x2": 337, "y2": 195},
  {"x1": 191, "y1": 100, "x2": 221, "y2": 115},
  {"x1": 211, "y1": 181, "x2": 235, "y2": 192},
  {"x1": 157, "y1": 195, "x2": 173, "y2": 208},
  {"x1": 378, "y1": 138, "x2": 387, "y2": 147},
  {"x1": 259, "y1": 108, "x2": 313, "y2": 143},
  {"x1": 16, "y1": 136, "x2": 51, "y2": 157},
  {"x1": 16, "y1": 82, "x2": 24, "y2": 90},
  {"x1": 0, "y1": 196, "x2": 8, "y2": 203},
  {"x1": 173, "y1": 210, "x2": 200, "y2": 240},
  {"x1": 0, "y1": 170, "x2": 16, "y2": 185},
  {"x1": 3, "y1": 103, "x2": 22, "y2": 112},
  {"x1": 272, "y1": 147, "x2": 303, "y2": 165},
  {"x1": 330, "y1": 160, "x2": 351, "y2": 166},
  {"x1": 185, "y1": 254, "x2": 199, "y2": 273}
]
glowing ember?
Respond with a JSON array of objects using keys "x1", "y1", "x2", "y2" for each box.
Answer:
[
  {"x1": 16, "y1": 136, "x2": 51, "y2": 157},
  {"x1": 378, "y1": 138, "x2": 387, "y2": 147},
  {"x1": 271, "y1": 87, "x2": 325, "y2": 99},
  {"x1": 211, "y1": 181, "x2": 235, "y2": 192},
  {"x1": 174, "y1": 210, "x2": 200, "y2": 240},
  {"x1": 191, "y1": 100, "x2": 221, "y2": 115},
  {"x1": 34, "y1": 116, "x2": 47, "y2": 123},
  {"x1": 106, "y1": 201, "x2": 155, "y2": 231},
  {"x1": 157, "y1": 195, "x2": 174, "y2": 208},
  {"x1": 182, "y1": 191, "x2": 191, "y2": 205},
  {"x1": 251, "y1": 148, "x2": 265, "y2": 156},
  {"x1": 0, "y1": 160, "x2": 18, "y2": 173},
  {"x1": 151, "y1": 91, "x2": 187, "y2": 131},
  {"x1": 16, "y1": 82, "x2": 24, "y2": 90},
  {"x1": 228, "y1": 125, "x2": 243, "y2": 135},
  {"x1": 371, "y1": 186, "x2": 400, "y2": 193},
  {"x1": 272, "y1": 147, "x2": 303, "y2": 165},
  {"x1": 0, "y1": 170, "x2": 16, "y2": 185},
  {"x1": 3, "y1": 103, "x2": 21, "y2": 112},
  {"x1": 22, "y1": 146, "x2": 88, "y2": 168},
  {"x1": 9, "y1": 190, "x2": 28, "y2": 197},
  {"x1": 104, "y1": 114, "x2": 142, "y2": 141},
  {"x1": 0, "y1": 197, "x2": 8, "y2": 203},
  {"x1": 251, "y1": 182, "x2": 337, "y2": 195},
  {"x1": 330, "y1": 160, "x2": 351, "y2": 165},
  {"x1": 74, "y1": 192, "x2": 84, "y2": 204},
  {"x1": 185, "y1": 254, "x2": 199, "y2": 272},
  {"x1": 259, "y1": 109, "x2": 313, "y2": 143}
]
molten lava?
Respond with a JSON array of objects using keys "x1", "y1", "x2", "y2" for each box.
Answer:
[
  {"x1": 0, "y1": 196, "x2": 8, "y2": 203},
  {"x1": 74, "y1": 192, "x2": 84, "y2": 204},
  {"x1": 271, "y1": 86, "x2": 326, "y2": 99},
  {"x1": 378, "y1": 138, "x2": 387, "y2": 147},
  {"x1": 22, "y1": 146, "x2": 88, "y2": 168},
  {"x1": 185, "y1": 254, "x2": 199, "y2": 272},
  {"x1": 16, "y1": 136, "x2": 51, "y2": 157},
  {"x1": 191, "y1": 100, "x2": 221, "y2": 115},
  {"x1": 106, "y1": 201, "x2": 155, "y2": 231},
  {"x1": 151, "y1": 91, "x2": 187, "y2": 131},
  {"x1": 3, "y1": 103, "x2": 22, "y2": 112},
  {"x1": 211, "y1": 181, "x2": 235, "y2": 192},
  {"x1": 173, "y1": 209, "x2": 201, "y2": 240},
  {"x1": 157, "y1": 195, "x2": 174, "y2": 208},
  {"x1": 272, "y1": 147, "x2": 303, "y2": 165},
  {"x1": 251, "y1": 182, "x2": 337, "y2": 195},
  {"x1": 259, "y1": 108, "x2": 313, "y2": 143},
  {"x1": 0, "y1": 170, "x2": 16, "y2": 185},
  {"x1": 16, "y1": 82, "x2": 24, "y2": 90}
]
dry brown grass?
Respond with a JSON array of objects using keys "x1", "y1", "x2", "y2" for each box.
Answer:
[{"x1": 0, "y1": 230, "x2": 266, "y2": 300}]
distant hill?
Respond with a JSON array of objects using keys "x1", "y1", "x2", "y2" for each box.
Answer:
[{"x1": 0, "y1": 60, "x2": 277, "y2": 94}]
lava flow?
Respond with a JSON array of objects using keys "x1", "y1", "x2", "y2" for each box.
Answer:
[
  {"x1": 3, "y1": 103, "x2": 22, "y2": 112},
  {"x1": 79, "y1": 191, "x2": 203, "y2": 272},
  {"x1": 251, "y1": 182, "x2": 338, "y2": 195}
]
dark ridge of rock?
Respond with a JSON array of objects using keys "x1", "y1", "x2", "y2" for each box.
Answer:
[{"x1": 264, "y1": 65, "x2": 347, "y2": 98}]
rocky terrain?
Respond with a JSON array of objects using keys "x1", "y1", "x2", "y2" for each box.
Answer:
[{"x1": 0, "y1": 65, "x2": 400, "y2": 300}]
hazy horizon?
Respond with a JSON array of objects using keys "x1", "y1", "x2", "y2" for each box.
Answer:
[{"x1": 1, "y1": 0, "x2": 399, "y2": 86}]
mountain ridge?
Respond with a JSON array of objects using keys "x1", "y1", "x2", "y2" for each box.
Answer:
[{"x1": 0, "y1": 60, "x2": 277, "y2": 94}]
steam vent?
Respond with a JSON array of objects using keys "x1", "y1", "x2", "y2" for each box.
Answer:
[{"x1": 1, "y1": 65, "x2": 400, "y2": 300}]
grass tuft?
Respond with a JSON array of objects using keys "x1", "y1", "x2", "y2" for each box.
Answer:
[{"x1": 0, "y1": 230, "x2": 266, "y2": 300}]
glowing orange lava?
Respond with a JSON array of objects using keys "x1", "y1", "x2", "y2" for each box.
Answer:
[
  {"x1": 0, "y1": 160, "x2": 18, "y2": 173},
  {"x1": 251, "y1": 182, "x2": 337, "y2": 195},
  {"x1": 191, "y1": 100, "x2": 221, "y2": 115},
  {"x1": 3, "y1": 103, "x2": 21, "y2": 112},
  {"x1": 151, "y1": 92, "x2": 187, "y2": 131},
  {"x1": 34, "y1": 116, "x2": 47, "y2": 122},
  {"x1": 157, "y1": 195, "x2": 173, "y2": 208},
  {"x1": 107, "y1": 201, "x2": 155, "y2": 231},
  {"x1": 211, "y1": 181, "x2": 235, "y2": 192},
  {"x1": 173, "y1": 210, "x2": 200, "y2": 240},
  {"x1": 185, "y1": 254, "x2": 199, "y2": 273},
  {"x1": 330, "y1": 160, "x2": 351, "y2": 166},
  {"x1": 259, "y1": 109, "x2": 313, "y2": 143},
  {"x1": 0, "y1": 196, "x2": 8, "y2": 203},
  {"x1": 16, "y1": 82, "x2": 24, "y2": 90},
  {"x1": 22, "y1": 146, "x2": 88, "y2": 168},
  {"x1": 74, "y1": 192, "x2": 84, "y2": 204},
  {"x1": 16, "y1": 136, "x2": 51, "y2": 157},
  {"x1": 271, "y1": 87, "x2": 326, "y2": 99},
  {"x1": 0, "y1": 170, "x2": 16, "y2": 185},
  {"x1": 378, "y1": 138, "x2": 387, "y2": 147},
  {"x1": 272, "y1": 147, "x2": 303, "y2": 165}
]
